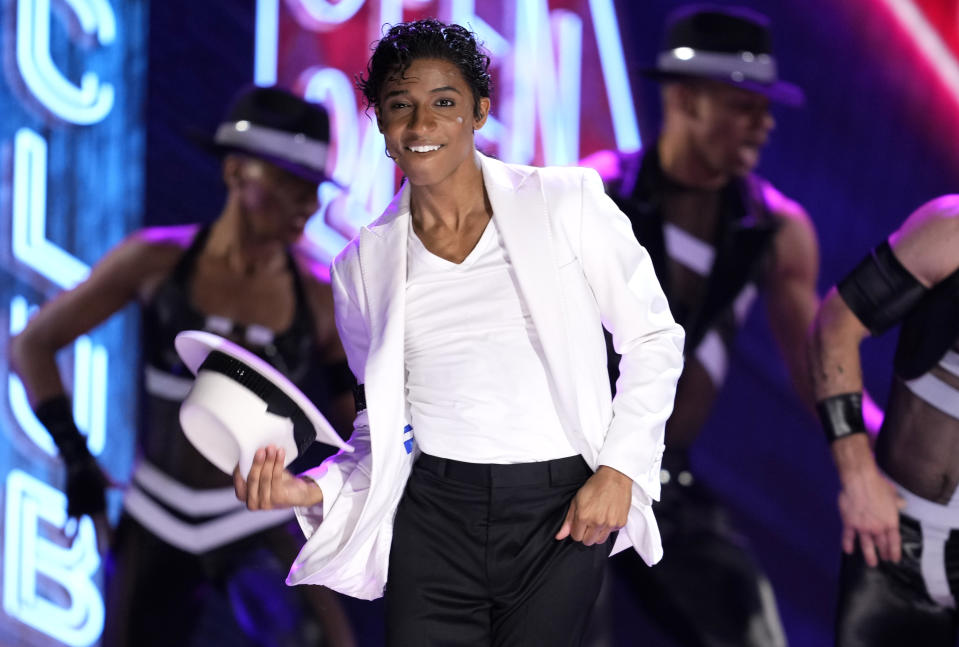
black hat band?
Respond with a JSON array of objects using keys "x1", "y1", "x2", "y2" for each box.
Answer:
[
  {"x1": 214, "y1": 121, "x2": 330, "y2": 174},
  {"x1": 198, "y1": 350, "x2": 316, "y2": 457},
  {"x1": 657, "y1": 48, "x2": 778, "y2": 84}
]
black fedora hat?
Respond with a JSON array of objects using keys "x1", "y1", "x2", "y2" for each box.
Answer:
[
  {"x1": 204, "y1": 85, "x2": 334, "y2": 183},
  {"x1": 643, "y1": 5, "x2": 804, "y2": 107}
]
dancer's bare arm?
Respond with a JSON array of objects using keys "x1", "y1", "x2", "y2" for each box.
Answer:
[
  {"x1": 10, "y1": 229, "x2": 185, "y2": 404},
  {"x1": 810, "y1": 197, "x2": 959, "y2": 566}
]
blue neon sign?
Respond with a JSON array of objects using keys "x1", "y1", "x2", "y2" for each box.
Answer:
[
  {"x1": 15, "y1": 0, "x2": 117, "y2": 125},
  {"x1": 3, "y1": 470, "x2": 103, "y2": 646},
  {"x1": 1, "y1": 0, "x2": 145, "y2": 644}
]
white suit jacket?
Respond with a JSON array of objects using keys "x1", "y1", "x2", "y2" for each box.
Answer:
[{"x1": 289, "y1": 153, "x2": 685, "y2": 600}]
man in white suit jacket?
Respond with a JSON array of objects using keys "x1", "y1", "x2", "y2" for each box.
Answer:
[{"x1": 236, "y1": 18, "x2": 684, "y2": 646}]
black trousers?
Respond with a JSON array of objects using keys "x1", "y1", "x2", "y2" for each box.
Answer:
[
  {"x1": 103, "y1": 514, "x2": 325, "y2": 647},
  {"x1": 835, "y1": 514, "x2": 959, "y2": 647},
  {"x1": 386, "y1": 453, "x2": 612, "y2": 646},
  {"x1": 601, "y1": 451, "x2": 786, "y2": 647}
]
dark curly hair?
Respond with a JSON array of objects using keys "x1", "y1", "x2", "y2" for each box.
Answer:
[{"x1": 357, "y1": 19, "x2": 492, "y2": 120}]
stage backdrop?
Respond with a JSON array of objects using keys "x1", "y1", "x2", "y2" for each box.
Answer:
[{"x1": 3, "y1": 1, "x2": 959, "y2": 646}]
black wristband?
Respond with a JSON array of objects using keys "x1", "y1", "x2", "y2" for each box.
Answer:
[
  {"x1": 34, "y1": 395, "x2": 89, "y2": 463},
  {"x1": 353, "y1": 384, "x2": 366, "y2": 412},
  {"x1": 816, "y1": 393, "x2": 867, "y2": 443},
  {"x1": 325, "y1": 359, "x2": 357, "y2": 395}
]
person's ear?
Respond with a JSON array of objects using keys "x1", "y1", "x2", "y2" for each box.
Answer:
[
  {"x1": 375, "y1": 106, "x2": 384, "y2": 133},
  {"x1": 674, "y1": 84, "x2": 696, "y2": 118},
  {"x1": 222, "y1": 155, "x2": 243, "y2": 188},
  {"x1": 473, "y1": 97, "x2": 490, "y2": 131},
  {"x1": 663, "y1": 82, "x2": 699, "y2": 120},
  {"x1": 679, "y1": 83, "x2": 708, "y2": 121}
]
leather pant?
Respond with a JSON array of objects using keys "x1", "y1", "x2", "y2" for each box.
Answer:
[
  {"x1": 603, "y1": 451, "x2": 787, "y2": 647},
  {"x1": 835, "y1": 513, "x2": 959, "y2": 647}
]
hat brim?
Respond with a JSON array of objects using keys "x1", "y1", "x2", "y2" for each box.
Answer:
[
  {"x1": 188, "y1": 131, "x2": 336, "y2": 185},
  {"x1": 176, "y1": 330, "x2": 354, "y2": 455},
  {"x1": 642, "y1": 68, "x2": 805, "y2": 107}
]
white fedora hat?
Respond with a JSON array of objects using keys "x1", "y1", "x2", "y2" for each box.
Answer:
[{"x1": 175, "y1": 330, "x2": 353, "y2": 476}]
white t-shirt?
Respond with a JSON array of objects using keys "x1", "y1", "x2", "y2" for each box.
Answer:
[{"x1": 403, "y1": 217, "x2": 578, "y2": 463}]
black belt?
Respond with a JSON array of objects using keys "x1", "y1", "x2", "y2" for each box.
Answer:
[{"x1": 415, "y1": 453, "x2": 591, "y2": 488}]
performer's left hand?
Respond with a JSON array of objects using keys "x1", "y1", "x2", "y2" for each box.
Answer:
[{"x1": 555, "y1": 466, "x2": 631, "y2": 546}]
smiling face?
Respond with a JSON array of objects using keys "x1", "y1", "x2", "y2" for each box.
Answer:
[
  {"x1": 375, "y1": 57, "x2": 489, "y2": 189},
  {"x1": 686, "y1": 81, "x2": 775, "y2": 178}
]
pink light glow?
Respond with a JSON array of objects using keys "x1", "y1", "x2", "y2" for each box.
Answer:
[{"x1": 874, "y1": 0, "x2": 959, "y2": 115}]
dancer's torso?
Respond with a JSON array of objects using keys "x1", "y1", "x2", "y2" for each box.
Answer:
[
  {"x1": 612, "y1": 149, "x2": 777, "y2": 450},
  {"x1": 139, "y1": 225, "x2": 322, "y2": 489},
  {"x1": 876, "y1": 267, "x2": 959, "y2": 503}
]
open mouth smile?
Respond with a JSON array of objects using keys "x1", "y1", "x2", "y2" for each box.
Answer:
[{"x1": 407, "y1": 144, "x2": 443, "y2": 153}]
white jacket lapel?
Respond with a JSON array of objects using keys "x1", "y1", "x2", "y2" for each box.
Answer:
[
  {"x1": 359, "y1": 185, "x2": 410, "y2": 355},
  {"x1": 358, "y1": 184, "x2": 411, "y2": 478},
  {"x1": 480, "y1": 154, "x2": 582, "y2": 440}
]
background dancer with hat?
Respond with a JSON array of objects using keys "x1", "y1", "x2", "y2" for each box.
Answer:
[
  {"x1": 581, "y1": 6, "x2": 875, "y2": 645},
  {"x1": 235, "y1": 18, "x2": 684, "y2": 646},
  {"x1": 9, "y1": 86, "x2": 357, "y2": 647},
  {"x1": 810, "y1": 197, "x2": 959, "y2": 646}
]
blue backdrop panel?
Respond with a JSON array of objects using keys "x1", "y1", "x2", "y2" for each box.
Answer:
[{"x1": 0, "y1": 0, "x2": 146, "y2": 645}]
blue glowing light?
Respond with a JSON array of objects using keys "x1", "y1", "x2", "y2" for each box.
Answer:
[
  {"x1": 9, "y1": 127, "x2": 110, "y2": 458},
  {"x1": 518, "y1": 3, "x2": 584, "y2": 165},
  {"x1": 254, "y1": 0, "x2": 279, "y2": 85},
  {"x1": 8, "y1": 298, "x2": 109, "y2": 461},
  {"x1": 8, "y1": 296, "x2": 57, "y2": 457},
  {"x1": 71, "y1": 336, "x2": 108, "y2": 457},
  {"x1": 3, "y1": 0, "x2": 143, "y2": 640},
  {"x1": 8, "y1": 295, "x2": 54, "y2": 456},
  {"x1": 15, "y1": 0, "x2": 116, "y2": 125},
  {"x1": 588, "y1": 0, "x2": 641, "y2": 152},
  {"x1": 12, "y1": 128, "x2": 91, "y2": 289},
  {"x1": 3, "y1": 470, "x2": 104, "y2": 647}
]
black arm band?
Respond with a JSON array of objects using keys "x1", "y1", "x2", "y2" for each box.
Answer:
[
  {"x1": 816, "y1": 393, "x2": 867, "y2": 443},
  {"x1": 324, "y1": 359, "x2": 356, "y2": 395},
  {"x1": 353, "y1": 384, "x2": 366, "y2": 412},
  {"x1": 34, "y1": 395, "x2": 89, "y2": 462},
  {"x1": 837, "y1": 241, "x2": 926, "y2": 335}
]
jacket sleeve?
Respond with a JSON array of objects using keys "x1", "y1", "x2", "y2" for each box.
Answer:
[
  {"x1": 294, "y1": 250, "x2": 373, "y2": 537},
  {"x1": 576, "y1": 167, "x2": 685, "y2": 502}
]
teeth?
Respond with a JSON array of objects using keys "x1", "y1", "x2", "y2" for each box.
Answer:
[{"x1": 409, "y1": 145, "x2": 440, "y2": 153}]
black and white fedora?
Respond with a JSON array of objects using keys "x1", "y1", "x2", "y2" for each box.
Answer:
[
  {"x1": 175, "y1": 330, "x2": 353, "y2": 477},
  {"x1": 203, "y1": 85, "x2": 334, "y2": 183},
  {"x1": 644, "y1": 5, "x2": 805, "y2": 107}
]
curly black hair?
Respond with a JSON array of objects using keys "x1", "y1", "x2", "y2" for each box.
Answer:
[{"x1": 357, "y1": 18, "x2": 492, "y2": 119}]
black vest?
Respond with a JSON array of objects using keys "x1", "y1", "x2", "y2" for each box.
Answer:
[
  {"x1": 610, "y1": 147, "x2": 779, "y2": 356},
  {"x1": 894, "y1": 265, "x2": 959, "y2": 380},
  {"x1": 139, "y1": 226, "x2": 328, "y2": 443}
]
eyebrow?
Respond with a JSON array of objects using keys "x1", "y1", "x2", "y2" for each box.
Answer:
[{"x1": 383, "y1": 85, "x2": 463, "y2": 100}]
